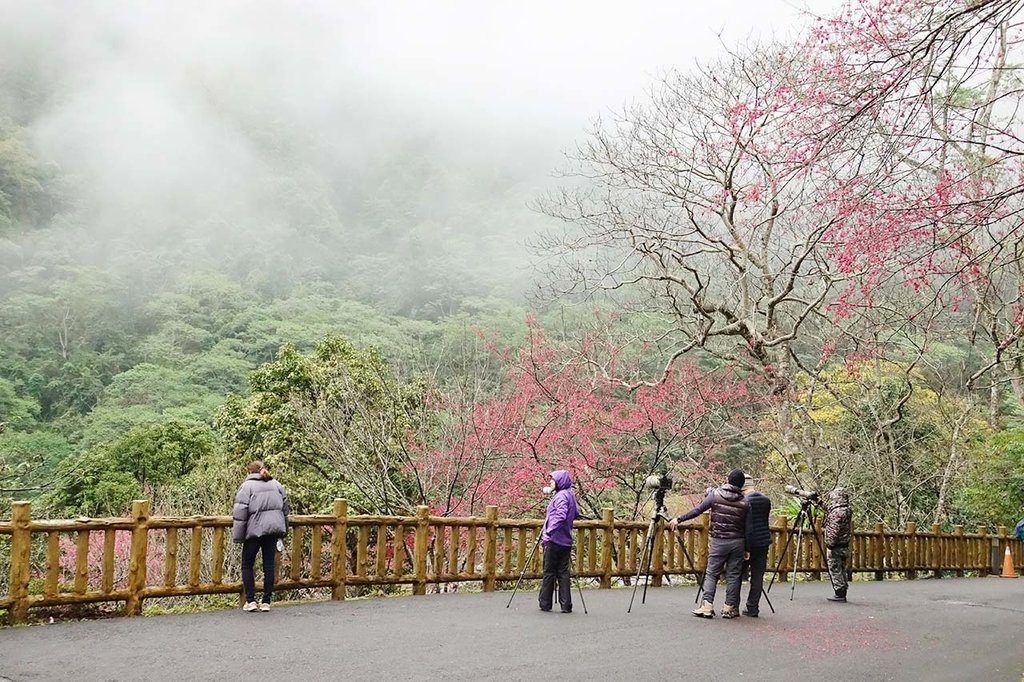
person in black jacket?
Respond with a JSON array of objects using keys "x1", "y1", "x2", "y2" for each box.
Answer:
[
  {"x1": 742, "y1": 485, "x2": 772, "y2": 617},
  {"x1": 823, "y1": 487, "x2": 852, "y2": 603},
  {"x1": 669, "y1": 469, "x2": 748, "y2": 619}
]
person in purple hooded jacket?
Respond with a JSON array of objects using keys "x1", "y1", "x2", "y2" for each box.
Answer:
[{"x1": 539, "y1": 470, "x2": 578, "y2": 613}]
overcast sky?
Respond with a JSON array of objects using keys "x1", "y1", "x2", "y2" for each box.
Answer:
[
  {"x1": 3, "y1": 0, "x2": 838, "y2": 136},
  {"x1": 334, "y1": 0, "x2": 836, "y2": 130},
  {"x1": 0, "y1": 0, "x2": 841, "y2": 245}
]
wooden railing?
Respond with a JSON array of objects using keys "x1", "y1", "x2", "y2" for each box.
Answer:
[{"x1": 1, "y1": 500, "x2": 1021, "y2": 623}]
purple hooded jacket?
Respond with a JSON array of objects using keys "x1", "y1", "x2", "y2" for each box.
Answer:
[{"x1": 542, "y1": 470, "x2": 578, "y2": 547}]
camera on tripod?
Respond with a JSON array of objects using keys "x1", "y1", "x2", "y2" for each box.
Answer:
[
  {"x1": 784, "y1": 484, "x2": 819, "y2": 504},
  {"x1": 645, "y1": 474, "x2": 673, "y2": 491}
]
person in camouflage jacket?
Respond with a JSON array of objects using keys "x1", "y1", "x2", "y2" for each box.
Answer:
[{"x1": 823, "y1": 487, "x2": 851, "y2": 603}]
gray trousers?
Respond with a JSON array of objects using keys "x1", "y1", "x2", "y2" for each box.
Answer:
[{"x1": 702, "y1": 537, "x2": 745, "y2": 607}]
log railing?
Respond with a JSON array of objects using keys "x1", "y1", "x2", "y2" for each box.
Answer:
[{"x1": 1, "y1": 500, "x2": 1021, "y2": 624}]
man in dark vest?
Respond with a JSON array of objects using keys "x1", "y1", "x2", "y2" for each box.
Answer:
[
  {"x1": 669, "y1": 469, "x2": 749, "y2": 619},
  {"x1": 742, "y1": 483, "x2": 772, "y2": 617}
]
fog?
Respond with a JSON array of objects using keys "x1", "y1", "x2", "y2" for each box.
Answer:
[{"x1": 0, "y1": 0, "x2": 835, "y2": 312}]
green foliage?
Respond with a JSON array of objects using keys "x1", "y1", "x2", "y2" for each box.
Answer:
[
  {"x1": 0, "y1": 427, "x2": 72, "y2": 497},
  {"x1": 79, "y1": 363, "x2": 222, "y2": 447},
  {"x1": 0, "y1": 118, "x2": 59, "y2": 235},
  {"x1": 789, "y1": 361, "x2": 991, "y2": 527},
  {"x1": 958, "y1": 429, "x2": 1024, "y2": 526},
  {"x1": 39, "y1": 419, "x2": 215, "y2": 516},
  {"x1": 0, "y1": 267, "x2": 138, "y2": 419},
  {"x1": 217, "y1": 335, "x2": 429, "y2": 513},
  {"x1": 0, "y1": 377, "x2": 39, "y2": 431}
]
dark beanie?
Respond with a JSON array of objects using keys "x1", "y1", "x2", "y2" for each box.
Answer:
[{"x1": 728, "y1": 468, "x2": 745, "y2": 488}]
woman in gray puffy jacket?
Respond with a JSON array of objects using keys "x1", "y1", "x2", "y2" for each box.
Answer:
[{"x1": 232, "y1": 461, "x2": 288, "y2": 612}]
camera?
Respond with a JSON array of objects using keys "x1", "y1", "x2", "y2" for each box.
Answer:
[
  {"x1": 645, "y1": 474, "x2": 674, "y2": 491},
  {"x1": 784, "y1": 484, "x2": 819, "y2": 502}
]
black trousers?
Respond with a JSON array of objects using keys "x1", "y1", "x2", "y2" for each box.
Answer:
[
  {"x1": 242, "y1": 535, "x2": 277, "y2": 604},
  {"x1": 745, "y1": 545, "x2": 769, "y2": 612},
  {"x1": 539, "y1": 542, "x2": 572, "y2": 612}
]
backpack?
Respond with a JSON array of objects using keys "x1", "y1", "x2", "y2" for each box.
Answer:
[{"x1": 1015, "y1": 518, "x2": 1024, "y2": 542}]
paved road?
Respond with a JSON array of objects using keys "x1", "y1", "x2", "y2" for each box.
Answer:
[{"x1": 0, "y1": 578, "x2": 1022, "y2": 681}]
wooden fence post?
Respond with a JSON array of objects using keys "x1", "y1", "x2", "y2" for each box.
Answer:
[
  {"x1": 413, "y1": 506, "x2": 430, "y2": 595},
  {"x1": 904, "y1": 522, "x2": 917, "y2": 579},
  {"x1": 847, "y1": 515, "x2": 855, "y2": 582},
  {"x1": 8, "y1": 501, "x2": 31, "y2": 624},
  {"x1": 652, "y1": 516, "x2": 665, "y2": 587},
  {"x1": 699, "y1": 513, "x2": 710, "y2": 575},
  {"x1": 954, "y1": 525, "x2": 965, "y2": 577},
  {"x1": 931, "y1": 524, "x2": 942, "y2": 578},
  {"x1": 779, "y1": 516, "x2": 790, "y2": 584},
  {"x1": 125, "y1": 500, "x2": 150, "y2": 616},
  {"x1": 331, "y1": 499, "x2": 348, "y2": 600},
  {"x1": 976, "y1": 527, "x2": 985, "y2": 573},
  {"x1": 993, "y1": 527, "x2": 1007, "y2": 575},
  {"x1": 600, "y1": 509, "x2": 614, "y2": 589},
  {"x1": 810, "y1": 516, "x2": 823, "y2": 581},
  {"x1": 482, "y1": 506, "x2": 497, "y2": 592},
  {"x1": 873, "y1": 522, "x2": 885, "y2": 581}
]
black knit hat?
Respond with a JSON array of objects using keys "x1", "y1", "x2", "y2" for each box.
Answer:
[{"x1": 727, "y1": 468, "x2": 745, "y2": 488}]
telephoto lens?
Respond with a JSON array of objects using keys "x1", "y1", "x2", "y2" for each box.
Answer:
[
  {"x1": 784, "y1": 484, "x2": 818, "y2": 501},
  {"x1": 644, "y1": 474, "x2": 673, "y2": 490}
]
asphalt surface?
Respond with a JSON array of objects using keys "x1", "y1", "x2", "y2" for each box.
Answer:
[{"x1": 0, "y1": 577, "x2": 1022, "y2": 681}]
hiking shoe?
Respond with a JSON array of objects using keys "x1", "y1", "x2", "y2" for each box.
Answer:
[
  {"x1": 826, "y1": 593, "x2": 847, "y2": 603},
  {"x1": 242, "y1": 601, "x2": 258, "y2": 612},
  {"x1": 692, "y1": 600, "x2": 715, "y2": 618},
  {"x1": 722, "y1": 604, "x2": 740, "y2": 619},
  {"x1": 259, "y1": 602, "x2": 271, "y2": 612},
  {"x1": 742, "y1": 608, "x2": 759, "y2": 618}
]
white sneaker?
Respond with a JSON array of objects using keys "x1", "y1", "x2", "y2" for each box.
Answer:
[
  {"x1": 242, "y1": 601, "x2": 258, "y2": 612},
  {"x1": 259, "y1": 603, "x2": 271, "y2": 612}
]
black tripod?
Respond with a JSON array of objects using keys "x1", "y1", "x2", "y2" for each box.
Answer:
[
  {"x1": 506, "y1": 528, "x2": 588, "y2": 614},
  {"x1": 766, "y1": 497, "x2": 836, "y2": 600},
  {"x1": 628, "y1": 487, "x2": 705, "y2": 612}
]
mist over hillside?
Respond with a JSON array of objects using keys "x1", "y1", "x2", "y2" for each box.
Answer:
[
  {"x1": 0, "y1": 0, "x2": 825, "y2": 314},
  {"x1": 0, "y1": 1, "x2": 849, "y2": 515}
]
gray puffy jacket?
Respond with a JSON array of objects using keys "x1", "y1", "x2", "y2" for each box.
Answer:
[{"x1": 232, "y1": 474, "x2": 289, "y2": 543}]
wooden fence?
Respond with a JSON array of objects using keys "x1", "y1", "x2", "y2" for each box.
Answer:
[{"x1": 1, "y1": 499, "x2": 1021, "y2": 624}]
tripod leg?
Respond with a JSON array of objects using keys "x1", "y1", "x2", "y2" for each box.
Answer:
[
  {"x1": 571, "y1": 548, "x2": 588, "y2": 615},
  {"x1": 809, "y1": 512, "x2": 838, "y2": 592},
  {"x1": 761, "y1": 585, "x2": 775, "y2": 614},
  {"x1": 506, "y1": 532, "x2": 542, "y2": 609},
  {"x1": 791, "y1": 512, "x2": 806, "y2": 601},
  {"x1": 766, "y1": 516, "x2": 798, "y2": 595},
  {"x1": 641, "y1": 523, "x2": 658, "y2": 605},
  {"x1": 672, "y1": 533, "x2": 705, "y2": 605},
  {"x1": 628, "y1": 517, "x2": 658, "y2": 613}
]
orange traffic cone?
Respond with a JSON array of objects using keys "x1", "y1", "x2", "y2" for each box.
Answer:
[{"x1": 1000, "y1": 547, "x2": 1017, "y2": 578}]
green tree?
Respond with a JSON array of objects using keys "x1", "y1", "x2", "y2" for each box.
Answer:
[
  {"x1": 0, "y1": 118, "x2": 59, "y2": 236},
  {"x1": 40, "y1": 419, "x2": 215, "y2": 516},
  {"x1": 217, "y1": 335, "x2": 430, "y2": 514},
  {"x1": 959, "y1": 430, "x2": 1024, "y2": 527}
]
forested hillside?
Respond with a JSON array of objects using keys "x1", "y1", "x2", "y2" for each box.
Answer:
[
  {"x1": 2, "y1": 0, "x2": 1023, "y2": 532},
  {"x1": 0, "y1": 2, "x2": 558, "y2": 516}
]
